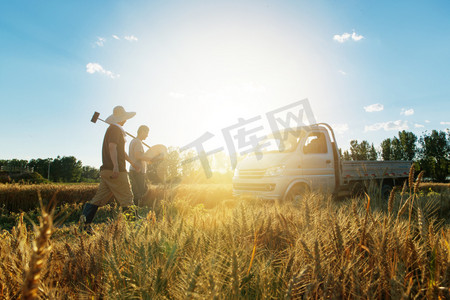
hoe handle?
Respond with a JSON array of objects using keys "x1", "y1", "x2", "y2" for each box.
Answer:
[{"x1": 91, "y1": 112, "x2": 151, "y2": 149}]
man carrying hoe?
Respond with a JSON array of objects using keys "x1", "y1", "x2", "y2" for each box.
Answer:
[{"x1": 80, "y1": 105, "x2": 140, "y2": 231}]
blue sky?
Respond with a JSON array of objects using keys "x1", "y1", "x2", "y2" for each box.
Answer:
[{"x1": 1, "y1": 0, "x2": 449, "y2": 168}]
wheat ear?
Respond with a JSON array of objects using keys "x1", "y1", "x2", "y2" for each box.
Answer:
[
  {"x1": 408, "y1": 164, "x2": 415, "y2": 190},
  {"x1": 413, "y1": 171, "x2": 424, "y2": 194},
  {"x1": 388, "y1": 186, "x2": 397, "y2": 216},
  {"x1": 22, "y1": 192, "x2": 53, "y2": 300}
]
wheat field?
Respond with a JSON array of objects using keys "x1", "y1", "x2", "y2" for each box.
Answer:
[{"x1": 0, "y1": 177, "x2": 450, "y2": 299}]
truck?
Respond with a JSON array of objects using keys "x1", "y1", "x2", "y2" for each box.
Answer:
[{"x1": 232, "y1": 123, "x2": 412, "y2": 201}]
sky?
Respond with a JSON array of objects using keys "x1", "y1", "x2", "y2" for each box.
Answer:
[{"x1": 1, "y1": 0, "x2": 449, "y2": 168}]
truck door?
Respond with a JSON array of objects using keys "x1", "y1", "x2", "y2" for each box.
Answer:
[{"x1": 300, "y1": 131, "x2": 335, "y2": 193}]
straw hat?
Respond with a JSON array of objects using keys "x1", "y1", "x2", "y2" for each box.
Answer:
[{"x1": 105, "y1": 106, "x2": 136, "y2": 124}]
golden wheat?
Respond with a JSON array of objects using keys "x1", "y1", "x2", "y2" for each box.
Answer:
[{"x1": 0, "y1": 181, "x2": 448, "y2": 298}]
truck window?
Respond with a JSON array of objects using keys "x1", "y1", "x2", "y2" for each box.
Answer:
[{"x1": 303, "y1": 132, "x2": 327, "y2": 154}]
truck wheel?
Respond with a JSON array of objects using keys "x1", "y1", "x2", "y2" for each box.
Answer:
[
  {"x1": 381, "y1": 184, "x2": 393, "y2": 201},
  {"x1": 284, "y1": 184, "x2": 307, "y2": 202},
  {"x1": 351, "y1": 182, "x2": 366, "y2": 199}
]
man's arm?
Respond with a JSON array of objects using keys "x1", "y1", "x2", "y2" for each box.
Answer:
[{"x1": 125, "y1": 152, "x2": 141, "y2": 172}]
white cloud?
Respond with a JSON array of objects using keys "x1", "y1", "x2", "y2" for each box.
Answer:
[
  {"x1": 333, "y1": 31, "x2": 364, "y2": 43},
  {"x1": 401, "y1": 108, "x2": 414, "y2": 116},
  {"x1": 441, "y1": 121, "x2": 450, "y2": 125},
  {"x1": 169, "y1": 92, "x2": 186, "y2": 99},
  {"x1": 364, "y1": 103, "x2": 384, "y2": 112},
  {"x1": 365, "y1": 120, "x2": 409, "y2": 132},
  {"x1": 338, "y1": 70, "x2": 347, "y2": 75},
  {"x1": 332, "y1": 123, "x2": 349, "y2": 134},
  {"x1": 112, "y1": 35, "x2": 120, "y2": 40},
  {"x1": 124, "y1": 35, "x2": 138, "y2": 42},
  {"x1": 414, "y1": 123, "x2": 424, "y2": 128},
  {"x1": 333, "y1": 32, "x2": 351, "y2": 43},
  {"x1": 95, "y1": 37, "x2": 106, "y2": 47},
  {"x1": 425, "y1": 120, "x2": 431, "y2": 123},
  {"x1": 351, "y1": 32, "x2": 364, "y2": 41},
  {"x1": 86, "y1": 63, "x2": 119, "y2": 79}
]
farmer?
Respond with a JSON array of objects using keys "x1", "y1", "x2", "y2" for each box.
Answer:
[
  {"x1": 80, "y1": 105, "x2": 139, "y2": 230},
  {"x1": 128, "y1": 125, "x2": 154, "y2": 206}
]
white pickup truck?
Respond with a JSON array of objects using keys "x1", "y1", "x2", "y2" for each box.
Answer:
[{"x1": 232, "y1": 123, "x2": 412, "y2": 200}]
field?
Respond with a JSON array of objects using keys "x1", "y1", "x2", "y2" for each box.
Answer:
[{"x1": 0, "y1": 180, "x2": 450, "y2": 299}]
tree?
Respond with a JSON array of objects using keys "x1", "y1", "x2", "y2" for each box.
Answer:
[
  {"x1": 341, "y1": 150, "x2": 352, "y2": 161},
  {"x1": 397, "y1": 130, "x2": 417, "y2": 160},
  {"x1": 49, "y1": 156, "x2": 83, "y2": 182},
  {"x1": 380, "y1": 131, "x2": 417, "y2": 161},
  {"x1": 7, "y1": 159, "x2": 28, "y2": 172},
  {"x1": 369, "y1": 144, "x2": 378, "y2": 161},
  {"x1": 347, "y1": 140, "x2": 376, "y2": 160},
  {"x1": 27, "y1": 158, "x2": 52, "y2": 178},
  {"x1": 380, "y1": 138, "x2": 392, "y2": 161},
  {"x1": 81, "y1": 166, "x2": 100, "y2": 182},
  {"x1": 418, "y1": 130, "x2": 450, "y2": 182}
]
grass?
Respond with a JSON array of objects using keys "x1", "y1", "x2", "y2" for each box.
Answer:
[{"x1": 0, "y1": 178, "x2": 449, "y2": 299}]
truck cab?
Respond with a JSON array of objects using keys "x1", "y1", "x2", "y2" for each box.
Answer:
[{"x1": 233, "y1": 124, "x2": 340, "y2": 201}]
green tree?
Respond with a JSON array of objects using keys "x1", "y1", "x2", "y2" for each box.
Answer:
[
  {"x1": 397, "y1": 130, "x2": 417, "y2": 160},
  {"x1": 418, "y1": 130, "x2": 450, "y2": 182},
  {"x1": 27, "y1": 158, "x2": 52, "y2": 178},
  {"x1": 7, "y1": 159, "x2": 28, "y2": 172},
  {"x1": 369, "y1": 144, "x2": 378, "y2": 160},
  {"x1": 348, "y1": 140, "x2": 376, "y2": 160},
  {"x1": 341, "y1": 150, "x2": 352, "y2": 161},
  {"x1": 81, "y1": 166, "x2": 100, "y2": 182},
  {"x1": 391, "y1": 137, "x2": 403, "y2": 160},
  {"x1": 50, "y1": 156, "x2": 83, "y2": 182},
  {"x1": 380, "y1": 138, "x2": 392, "y2": 161},
  {"x1": 381, "y1": 131, "x2": 417, "y2": 161},
  {"x1": 0, "y1": 160, "x2": 7, "y2": 170}
]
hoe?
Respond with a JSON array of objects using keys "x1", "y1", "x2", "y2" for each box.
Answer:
[{"x1": 91, "y1": 111, "x2": 152, "y2": 148}]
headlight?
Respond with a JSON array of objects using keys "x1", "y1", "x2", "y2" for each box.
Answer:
[
  {"x1": 233, "y1": 168, "x2": 239, "y2": 177},
  {"x1": 265, "y1": 165, "x2": 286, "y2": 177}
]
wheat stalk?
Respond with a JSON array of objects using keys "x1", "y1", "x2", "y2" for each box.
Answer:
[
  {"x1": 414, "y1": 171, "x2": 424, "y2": 194},
  {"x1": 417, "y1": 208, "x2": 428, "y2": 243},
  {"x1": 408, "y1": 164, "x2": 415, "y2": 189},
  {"x1": 388, "y1": 186, "x2": 397, "y2": 216},
  {"x1": 401, "y1": 180, "x2": 407, "y2": 197},
  {"x1": 22, "y1": 194, "x2": 53, "y2": 300},
  {"x1": 397, "y1": 195, "x2": 412, "y2": 218}
]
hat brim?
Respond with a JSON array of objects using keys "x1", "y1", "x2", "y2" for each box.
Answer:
[{"x1": 105, "y1": 111, "x2": 136, "y2": 124}]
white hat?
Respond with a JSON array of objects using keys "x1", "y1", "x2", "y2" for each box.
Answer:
[{"x1": 105, "y1": 106, "x2": 136, "y2": 124}]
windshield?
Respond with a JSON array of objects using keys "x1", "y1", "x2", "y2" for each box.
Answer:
[{"x1": 260, "y1": 131, "x2": 303, "y2": 153}]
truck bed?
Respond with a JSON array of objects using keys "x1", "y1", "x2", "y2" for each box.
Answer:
[{"x1": 341, "y1": 160, "x2": 412, "y2": 182}]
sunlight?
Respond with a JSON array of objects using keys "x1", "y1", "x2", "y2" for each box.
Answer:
[{"x1": 115, "y1": 4, "x2": 332, "y2": 149}]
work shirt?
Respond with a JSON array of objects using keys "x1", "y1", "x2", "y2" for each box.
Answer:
[
  {"x1": 100, "y1": 125, "x2": 127, "y2": 172},
  {"x1": 129, "y1": 138, "x2": 146, "y2": 173}
]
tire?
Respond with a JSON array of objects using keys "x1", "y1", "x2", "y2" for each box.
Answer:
[
  {"x1": 284, "y1": 184, "x2": 307, "y2": 202},
  {"x1": 351, "y1": 182, "x2": 366, "y2": 199},
  {"x1": 381, "y1": 184, "x2": 393, "y2": 201}
]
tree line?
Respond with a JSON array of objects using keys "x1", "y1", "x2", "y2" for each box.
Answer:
[
  {"x1": 340, "y1": 129, "x2": 449, "y2": 182},
  {"x1": 0, "y1": 157, "x2": 99, "y2": 183},
  {"x1": 1, "y1": 129, "x2": 448, "y2": 183}
]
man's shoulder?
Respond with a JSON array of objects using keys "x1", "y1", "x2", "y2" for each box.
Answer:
[
  {"x1": 106, "y1": 125, "x2": 121, "y2": 134},
  {"x1": 130, "y1": 138, "x2": 142, "y2": 145},
  {"x1": 105, "y1": 125, "x2": 123, "y2": 143}
]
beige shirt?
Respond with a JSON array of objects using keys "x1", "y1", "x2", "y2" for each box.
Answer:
[{"x1": 129, "y1": 138, "x2": 146, "y2": 173}]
